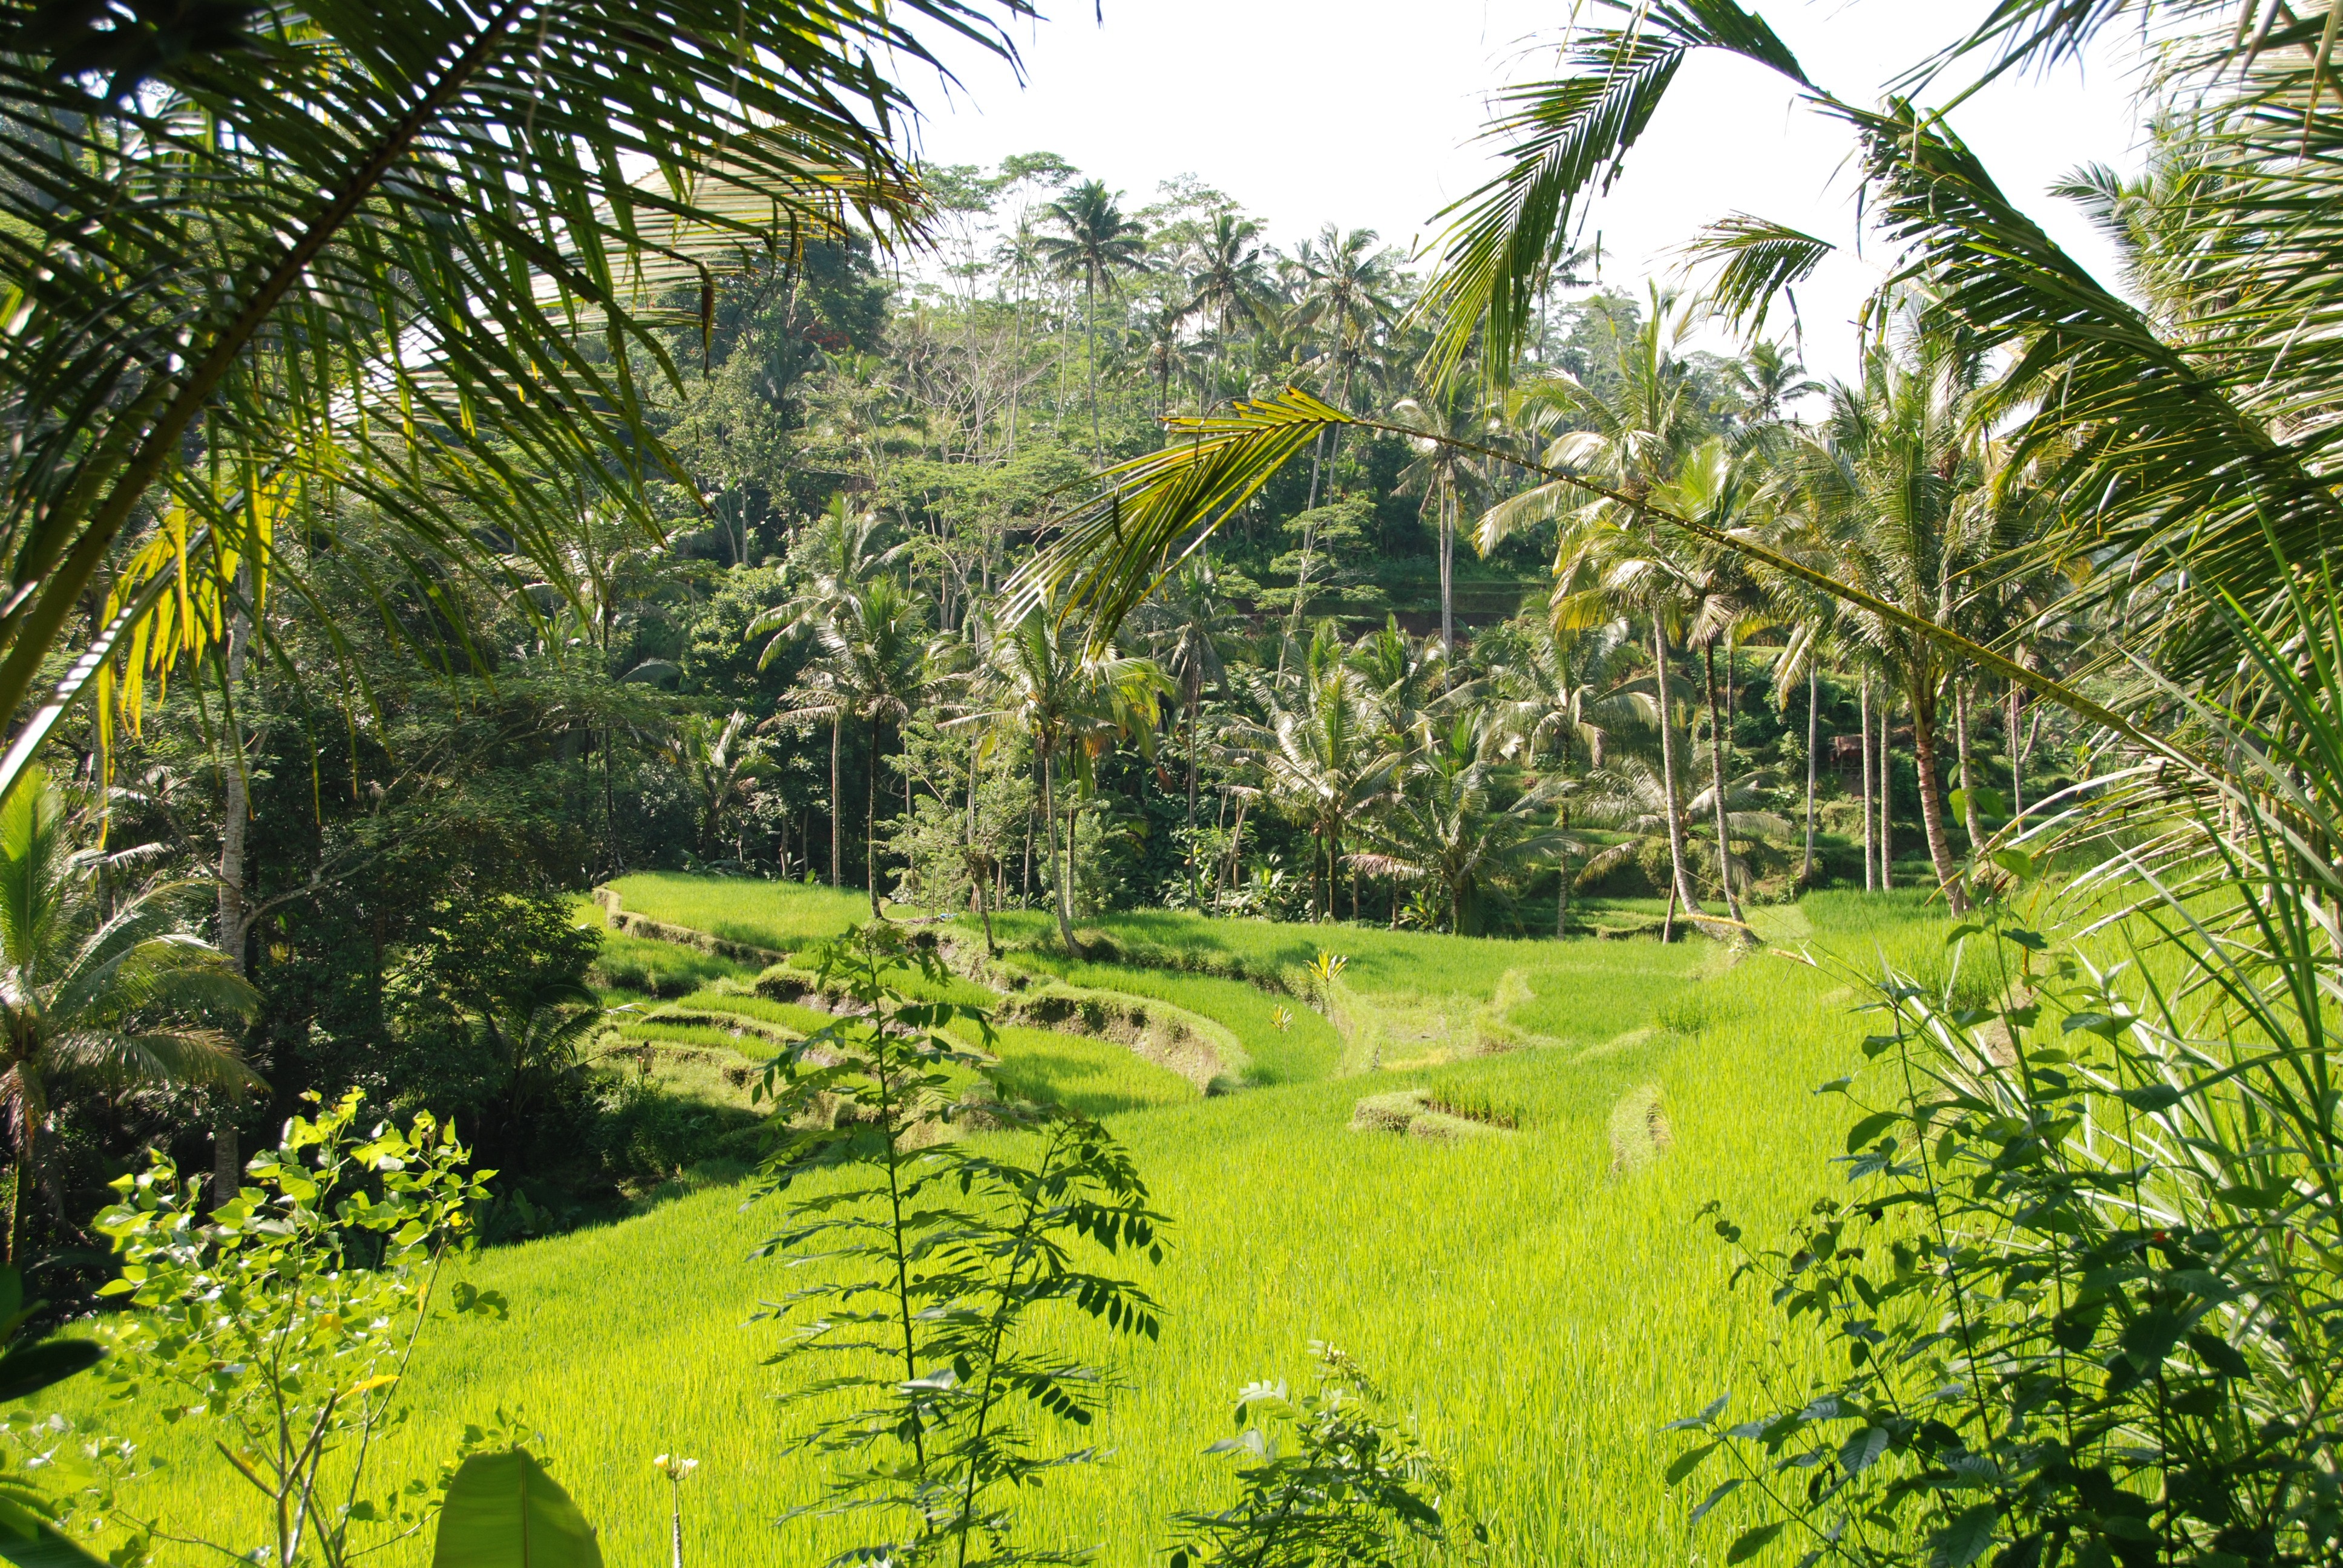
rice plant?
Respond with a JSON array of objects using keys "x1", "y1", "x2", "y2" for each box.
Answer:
[{"x1": 38, "y1": 881, "x2": 1951, "y2": 1567}]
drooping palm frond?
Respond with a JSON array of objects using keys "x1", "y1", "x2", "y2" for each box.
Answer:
[
  {"x1": 1415, "y1": 0, "x2": 1810, "y2": 389},
  {"x1": 0, "y1": 0, "x2": 1019, "y2": 801},
  {"x1": 1011, "y1": 387, "x2": 2155, "y2": 752},
  {"x1": 1681, "y1": 215, "x2": 1836, "y2": 335}
]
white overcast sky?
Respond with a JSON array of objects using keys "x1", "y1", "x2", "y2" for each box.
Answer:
[{"x1": 897, "y1": 0, "x2": 2154, "y2": 379}]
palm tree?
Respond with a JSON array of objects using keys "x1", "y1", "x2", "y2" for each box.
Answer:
[
  {"x1": 1289, "y1": 226, "x2": 1402, "y2": 505},
  {"x1": 1579, "y1": 757, "x2": 1786, "y2": 927},
  {"x1": 1186, "y1": 213, "x2": 1276, "y2": 414},
  {"x1": 1472, "y1": 293, "x2": 1720, "y2": 927},
  {"x1": 1673, "y1": 439, "x2": 1775, "y2": 930},
  {"x1": 1034, "y1": 180, "x2": 1152, "y2": 456},
  {"x1": 973, "y1": 610, "x2": 1165, "y2": 958},
  {"x1": 1351, "y1": 713, "x2": 1570, "y2": 937},
  {"x1": 0, "y1": 0, "x2": 992, "y2": 807},
  {"x1": 1780, "y1": 336, "x2": 2005, "y2": 914},
  {"x1": 468, "y1": 983, "x2": 609, "y2": 1145},
  {"x1": 781, "y1": 576, "x2": 931, "y2": 918},
  {"x1": 664, "y1": 711, "x2": 767, "y2": 860},
  {"x1": 1132, "y1": 563, "x2": 1244, "y2": 877},
  {"x1": 752, "y1": 499, "x2": 908, "y2": 887},
  {"x1": 1495, "y1": 619, "x2": 1643, "y2": 776},
  {"x1": 1240, "y1": 629, "x2": 1398, "y2": 923},
  {"x1": 0, "y1": 769, "x2": 257, "y2": 1260},
  {"x1": 1390, "y1": 379, "x2": 1495, "y2": 663}
]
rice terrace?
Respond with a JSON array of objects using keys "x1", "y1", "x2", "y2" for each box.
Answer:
[{"x1": 0, "y1": 3, "x2": 2337, "y2": 1568}]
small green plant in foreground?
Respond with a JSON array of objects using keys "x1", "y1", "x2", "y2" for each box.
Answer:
[
  {"x1": 91, "y1": 1091, "x2": 505, "y2": 1567},
  {"x1": 1170, "y1": 1343, "x2": 1461, "y2": 1568},
  {"x1": 1669, "y1": 884, "x2": 2343, "y2": 1568},
  {"x1": 753, "y1": 925, "x2": 1170, "y2": 1568}
]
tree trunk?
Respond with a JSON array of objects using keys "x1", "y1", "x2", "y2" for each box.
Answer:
[
  {"x1": 867, "y1": 717, "x2": 882, "y2": 918},
  {"x1": 214, "y1": 584, "x2": 254, "y2": 1207},
  {"x1": 829, "y1": 716, "x2": 842, "y2": 888},
  {"x1": 7, "y1": 1070, "x2": 43, "y2": 1266},
  {"x1": 1438, "y1": 479, "x2": 1456, "y2": 665},
  {"x1": 1040, "y1": 743, "x2": 1080, "y2": 958},
  {"x1": 1860, "y1": 675, "x2": 1876, "y2": 892},
  {"x1": 1955, "y1": 678, "x2": 1984, "y2": 849},
  {"x1": 1085, "y1": 268, "x2": 1100, "y2": 459},
  {"x1": 1556, "y1": 808, "x2": 1571, "y2": 938},
  {"x1": 1702, "y1": 642, "x2": 1746, "y2": 928},
  {"x1": 1909, "y1": 681, "x2": 1970, "y2": 914},
  {"x1": 1801, "y1": 667, "x2": 1818, "y2": 887},
  {"x1": 2007, "y1": 678, "x2": 2026, "y2": 820},
  {"x1": 1650, "y1": 620, "x2": 1707, "y2": 922},
  {"x1": 1185, "y1": 671, "x2": 1201, "y2": 904},
  {"x1": 1878, "y1": 695, "x2": 1894, "y2": 891}
]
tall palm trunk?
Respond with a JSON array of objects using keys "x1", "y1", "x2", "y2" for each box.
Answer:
[
  {"x1": 215, "y1": 586, "x2": 252, "y2": 1203},
  {"x1": 1650, "y1": 620, "x2": 1705, "y2": 921},
  {"x1": 6, "y1": 1068, "x2": 43, "y2": 1266},
  {"x1": 1702, "y1": 643, "x2": 1746, "y2": 927},
  {"x1": 1084, "y1": 267, "x2": 1100, "y2": 458},
  {"x1": 1801, "y1": 667, "x2": 1818, "y2": 887},
  {"x1": 2006, "y1": 679, "x2": 2026, "y2": 820},
  {"x1": 1438, "y1": 479, "x2": 1456, "y2": 664},
  {"x1": 1556, "y1": 806, "x2": 1571, "y2": 938},
  {"x1": 1039, "y1": 742, "x2": 1080, "y2": 958},
  {"x1": 1908, "y1": 682, "x2": 1970, "y2": 915},
  {"x1": 1955, "y1": 678, "x2": 1984, "y2": 849},
  {"x1": 1860, "y1": 675, "x2": 1876, "y2": 892},
  {"x1": 829, "y1": 716, "x2": 842, "y2": 888},
  {"x1": 1878, "y1": 696, "x2": 1894, "y2": 891},
  {"x1": 867, "y1": 716, "x2": 882, "y2": 918}
]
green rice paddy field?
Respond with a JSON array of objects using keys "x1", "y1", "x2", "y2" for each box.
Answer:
[{"x1": 65, "y1": 879, "x2": 1959, "y2": 1568}]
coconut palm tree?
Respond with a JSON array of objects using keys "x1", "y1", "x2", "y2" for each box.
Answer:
[
  {"x1": 1389, "y1": 379, "x2": 1496, "y2": 663},
  {"x1": 469, "y1": 982, "x2": 609, "y2": 1146},
  {"x1": 780, "y1": 575, "x2": 932, "y2": 918},
  {"x1": 664, "y1": 710, "x2": 768, "y2": 861},
  {"x1": 0, "y1": 769, "x2": 257, "y2": 1259},
  {"x1": 1351, "y1": 712, "x2": 1571, "y2": 937},
  {"x1": 1034, "y1": 180, "x2": 1152, "y2": 456},
  {"x1": 1240, "y1": 627, "x2": 1400, "y2": 923},
  {"x1": 752, "y1": 500, "x2": 908, "y2": 887},
  {"x1": 1186, "y1": 213, "x2": 1276, "y2": 415},
  {"x1": 972, "y1": 609, "x2": 1165, "y2": 958},
  {"x1": 1495, "y1": 619, "x2": 1645, "y2": 776},
  {"x1": 0, "y1": 0, "x2": 999, "y2": 806},
  {"x1": 1471, "y1": 289, "x2": 1723, "y2": 927},
  {"x1": 1289, "y1": 226, "x2": 1403, "y2": 506},
  {"x1": 1779, "y1": 336, "x2": 2005, "y2": 913},
  {"x1": 1132, "y1": 561, "x2": 1245, "y2": 858}
]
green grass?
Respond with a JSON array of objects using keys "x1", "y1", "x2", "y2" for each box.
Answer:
[
  {"x1": 62, "y1": 881, "x2": 1952, "y2": 1568},
  {"x1": 659, "y1": 989, "x2": 836, "y2": 1035},
  {"x1": 1002, "y1": 954, "x2": 1337, "y2": 1083},
  {"x1": 605, "y1": 873, "x2": 883, "y2": 954},
  {"x1": 589, "y1": 929, "x2": 754, "y2": 998},
  {"x1": 969, "y1": 1023, "x2": 1198, "y2": 1117}
]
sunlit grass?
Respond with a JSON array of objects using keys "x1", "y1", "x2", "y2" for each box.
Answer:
[{"x1": 61, "y1": 881, "x2": 1952, "y2": 1568}]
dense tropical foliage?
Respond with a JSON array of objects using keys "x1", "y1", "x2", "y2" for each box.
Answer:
[{"x1": 6, "y1": 0, "x2": 2343, "y2": 1563}]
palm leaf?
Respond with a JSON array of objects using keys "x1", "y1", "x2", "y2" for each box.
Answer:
[
  {"x1": 1416, "y1": 0, "x2": 1810, "y2": 389},
  {"x1": 1682, "y1": 215, "x2": 1835, "y2": 335},
  {"x1": 0, "y1": 0, "x2": 1018, "y2": 802},
  {"x1": 1013, "y1": 388, "x2": 2158, "y2": 756}
]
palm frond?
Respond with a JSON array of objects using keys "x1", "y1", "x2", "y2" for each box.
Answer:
[
  {"x1": 1682, "y1": 215, "x2": 1835, "y2": 335},
  {"x1": 1020, "y1": 388, "x2": 2159, "y2": 757},
  {"x1": 0, "y1": 0, "x2": 1018, "y2": 800},
  {"x1": 1416, "y1": 0, "x2": 1810, "y2": 388}
]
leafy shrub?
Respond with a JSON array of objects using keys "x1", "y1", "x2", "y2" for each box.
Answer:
[{"x1": 1669, "y1": 903, "x2": 2343, "y2": 1568}]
